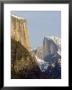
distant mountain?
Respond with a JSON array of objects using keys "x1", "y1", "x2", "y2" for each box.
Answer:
[
  {"x1": 33, "y1": 36, "x2": 61, "y2": 69},
  {"x1": 43, "y1": 36, "x2": 61, "y2": 63},
  {"x1": 43, "y1": 37, "x2": 58, "y2": 58}
]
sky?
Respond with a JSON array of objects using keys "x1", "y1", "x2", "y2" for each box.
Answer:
[{"x1": 11, "y1": 11, "x2": 61, "y2": 49}]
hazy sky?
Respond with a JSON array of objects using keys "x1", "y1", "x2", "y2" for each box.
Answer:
[{"x1": 11, "y1": 11, "x2": 61, "y2": 49}]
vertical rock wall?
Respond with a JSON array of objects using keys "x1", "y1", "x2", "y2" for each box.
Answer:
[
  {"x1": 43, "y1": 37, "x2": 58, "y2": 58},
  {"x1": 11, "y1": 15, "x2": 31, "y2": 51}
]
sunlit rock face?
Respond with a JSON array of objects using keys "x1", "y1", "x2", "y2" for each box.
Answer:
[{"x1": 11, "y1": 15, "x2": 31, "y2": 51}]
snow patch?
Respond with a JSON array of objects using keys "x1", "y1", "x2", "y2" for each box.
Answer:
[{"x1": 35, "y1": 56, "x2": 49, "y2": 72}]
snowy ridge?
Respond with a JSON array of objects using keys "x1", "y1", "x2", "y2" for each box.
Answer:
[{"x1": 45, "y1": 36, "x2": 61, "y2": 46}]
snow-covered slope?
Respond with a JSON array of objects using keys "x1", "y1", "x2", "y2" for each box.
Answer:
[
  {"x1": 35, "y1": 56, "x2": 49, "y2": 72},
  {"x1": 50, "y1": 36, "x2": 61, "y2": 45}
]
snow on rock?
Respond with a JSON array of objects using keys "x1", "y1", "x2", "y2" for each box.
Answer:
[{"x1": 35, "y1": 55, "x2": 49, "y2": 72}]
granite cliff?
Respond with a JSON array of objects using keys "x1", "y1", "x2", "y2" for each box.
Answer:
[{"x1": 11, "y1": 15, "x2": 31, "y2": 51}]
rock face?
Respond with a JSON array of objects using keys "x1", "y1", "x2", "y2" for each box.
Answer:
[
  {"x1": 11, "y1": 15, "x2": 40, "y2": 79},
  {"x1": 11, "y1": 15, "x2": 31, "y2": 51},
  {"x1": 43, "y1": 37, "x2": 61, "y2": 64},
  {"x1": 43, "y1": 37, "x2": 58, "y2": 57}
]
